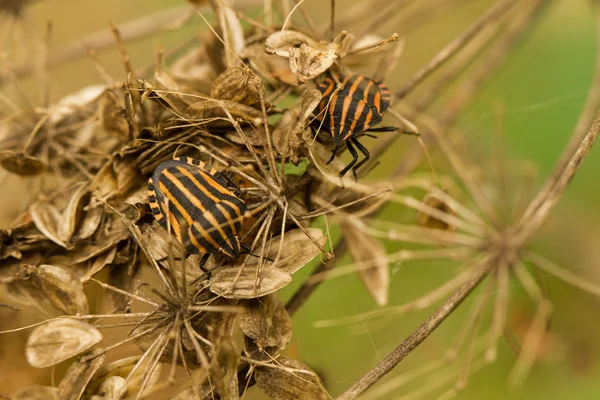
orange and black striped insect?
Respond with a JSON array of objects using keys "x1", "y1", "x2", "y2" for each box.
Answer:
[
  {"x1": 314, "y1": 74, "x2": 417, "y2": 179},
  {"x1": 147, "y1": 156, "x2": 246, "y2": 275}
]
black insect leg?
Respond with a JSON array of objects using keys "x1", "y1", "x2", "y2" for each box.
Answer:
[
  {"x1": 327, "y1": 144, "x2": 342, "y2": 165},
  {"x1": 351, "y1": 138, "x2": 370, "y2": 180},
  {"x1": 199, "y1": 252, "x2": 212, "y2": 279},
  {"x1": 240, "y1": 243, "x2": 274, "y2": 262},
  {"x1": 338, "y1": 140, "x2": 359, "y2": 179},
  {"x1": 367, "y1": 126, "x2": 420, "y2": 136}
]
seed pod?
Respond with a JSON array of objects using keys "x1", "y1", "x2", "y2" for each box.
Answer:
[
  {"x1": 33, "y1": 264, "x2": 89, "y2": 315},
  {"x1": 26, "y1": 319, "x2": 103, "y2": 368},
  {"x1": 416, "y1": 192, "x2": 458, "y2": 231},
  {"x1": 57, "y1": 350, "x2": 106, "y2": 400},
  {"x1": 211, "y1": 66, "x2": 263, "y2": 108},
  {"x1": 255, "y1": 357, "x2": 328, "y2": 400},
  {"x1": 289, "y1": 44, "x2": 337, "y2": 83},
  {"x1": 0, "y1": 150, "x2": 46, "y2": 176}
]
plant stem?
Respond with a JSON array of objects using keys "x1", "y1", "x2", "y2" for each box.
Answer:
[
  {"x1": 336, "y1": 260, "x2": 492, "y2": 400},
  {"x1": 394, "y1": 0, "x2": 517, "y2": 99},
  {"x1": 517, "y1": 0, "x2": 600, "y2": 240}
]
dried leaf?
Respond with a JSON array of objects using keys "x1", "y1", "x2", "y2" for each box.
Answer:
[
  {"x1": 86, "y1": 355, "x2": 163, "y2": 398},
  {"x1": 416, "y1": 192, "x2": 458, "y2": 231},
  {"x1": 255, "y1": 357, "x2": 328, "y2": 400},
  {"x1": 58, "y1": 350, "x2": 106, "y2": 400},
  {"x1": 0, "y1": 150, "x2": 46, "y2": 176},
  {"x1": 107, "y1": 249, "x2": 140, "y2": 311},
  {"x1": 34, "y1": 264, "x2": 89, "y2": 315},
  {"x1": 289, "y1": 45, "x2": 337, "y2": 83},
  {"x1": 170, "y1": 47, "x2": 215, "y2": 94},
  {"x1": 209, "y1": 0, "x2": 245, "y2": 68},
  {"x1": 58, "y1": 182, "x2": 90, "y2": 243},
  {"x1": 186, "y1": 99, "x2": 263, "y2": 125},
  {"x1": 89, "y1": 376, "x2": 126, "y2": 400},
  {"x1": 248, "y1": 228, "x2": 325, "y2": 275},
  {"x1": 237, "y1": 295, "x2": 292, "y2": 350},
  {"x1": 98, "y1": 90, "x2": 130, "y2": 138},
  {"x1": 211, "y1": 67, "x2": 263, "y2": 108},
  {"x1": 13, "y1": 386, "x2": 59, "y2": 400},
  {"x1": 75, "y1": 206, "x2": 103, "y2": 240},
  {"x1": 26, "y1": 319, "x2": 103, "y2": 368},
  {"x1": 341, "y1": 220, "x2": 389, "y2": 306},
  {"x1": 124, "y1": 186, "x2": 148, "y2": 206},
  {"x1": 265, "y1": 30, "x2": 318, "y2": 57},
  {"x1": 30, "y1": 201, "x2": 68, "y2": 248},
  {"x1": 210, "y1": 266, "x2": 293, "y2": 299},
  {"x1": 274, "y1": 89, "x2": 321, "y2": 162}
]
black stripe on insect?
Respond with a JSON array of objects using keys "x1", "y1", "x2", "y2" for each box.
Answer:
[
  {"x1": 313, "y1": 74, "x2": 419, "y2": 180},
  {"x1": 148, "y1": 156, "x2": 253, "y2": 278}
]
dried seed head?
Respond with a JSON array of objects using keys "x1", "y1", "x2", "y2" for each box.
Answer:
[
  {"x1": 0, "y1": 150, "x2": 46, "y2": 176},
  {"x1": 26, "y1": 319, "x2": 103, "y2": 368},
  {"x1": 32, "y1": 264, "x2": 89, "y2": 315},
  {"x1": 289, "y1": 45, "x2": 337, "y2": 83},
  {"x1": 254, "y1": 357, "x2": 328, "y2": 400},
  {"x1": 98, "y1": 90, "x2": 130, "y2": 138},
  {"x1": 341, "y1": 220, "x2": 389, "y2": 306},
  {"x1": 86, "y1": 356, "x2": 163, "y2": 398},
  {"x1": 416, "y1": 192, "x2": 458, "y2": 231},
  {"x1": 237, "y1": 294, "x2": 292, "y2": 350},
  {"x1": 211, "y1": 67, "x2": 264, "y2": 108}
]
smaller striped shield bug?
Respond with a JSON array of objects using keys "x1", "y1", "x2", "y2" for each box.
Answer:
[
  {"x1": 313, "y1": 74, "x2": 418, "y2": 179},
  {"x1": 147, "y1": 156, "x2": 247, "y2": 276}
]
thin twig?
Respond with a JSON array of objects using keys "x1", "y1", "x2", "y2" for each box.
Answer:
[
  {"x1": 517, "y1": 0, "x2": 600, "y2": 239},
  {"x1": 394, "y1": 0, "x2": 517, "y2": 99}
]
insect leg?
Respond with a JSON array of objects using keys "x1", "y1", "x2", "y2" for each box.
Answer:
[
  {"x1": 367, "y1": 126, "x2": 420, "y2": 136},
  {"x1": 351, "y1": 138, "x2": 370, "y2": 180},
  {"x1": 240, "y1": 242, "x2": 274, "y2": 262},
  {"x1": 338, "y1": 140, "x2": 359, "y2": 179},
  {"x1": 198, "y1": 252, "x2": 212, "y2": 279},
  {"x1": 326, "y1": 143, "x2": 343, "y2": 165}
]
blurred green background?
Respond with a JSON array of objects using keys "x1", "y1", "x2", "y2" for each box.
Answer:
[{"x1": 2, "y1": 0, "x2": 600, "y2": 398}]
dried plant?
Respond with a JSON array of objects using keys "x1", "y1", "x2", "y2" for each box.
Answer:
[{"x1": 1, "y1": 0, "x2": 599, "y2": 399}]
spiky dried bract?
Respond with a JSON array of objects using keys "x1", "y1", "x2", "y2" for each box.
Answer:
[
  {"x1": 254, "y1": 357, "x2": 329, "y2": 400},
  {"x1": 26, "y1": 319, "x2": 103, "y2": 368}
]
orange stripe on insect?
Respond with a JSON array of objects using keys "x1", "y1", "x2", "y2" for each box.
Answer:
[
  {"x1": 175, "y1": 167, "x2": 220, "y2": 205},
  {"x1": 158, "y1": 178, "x2": 193, "y2": 226},
  {"x1": 362, "y1": 79, "x2": 375, "y2": 103},
  {"x1": 374, "y1": 91, "x2": 381, "y2": 113},
  {"x1": 349, "y1": 101, "x2": 366, "y2": 133},
  {"x1": 215, "y1": 203, "x2": 236, "y2": 231}
]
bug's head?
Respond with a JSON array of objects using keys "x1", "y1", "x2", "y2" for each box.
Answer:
[{"x1": 219, "y1": 235, "x2": 242, "y2": 259}]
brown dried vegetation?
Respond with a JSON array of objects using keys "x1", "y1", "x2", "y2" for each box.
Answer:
[{"x1": 1, "y1": 0, "x2": 600, "y2": 399}]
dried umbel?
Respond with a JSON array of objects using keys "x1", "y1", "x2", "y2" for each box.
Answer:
[{"x1": 1, "y1": 0, "x2": 597, "y2": 399}]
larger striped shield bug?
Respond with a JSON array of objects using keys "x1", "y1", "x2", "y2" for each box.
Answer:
[
  {"x1": 313, "y1": 74, "x2": 418, "y2": 179},
  {"x1": 147, "y1": 156, "x2": 246, "y2": 275}
]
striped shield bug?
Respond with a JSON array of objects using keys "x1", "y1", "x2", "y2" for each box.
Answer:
[
  {"x1": 313, "y1": 74, "x2": 418, "y2": 179},
  {"x1": 147, "y1": 156, "x2": 247, "y2": 275}
]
